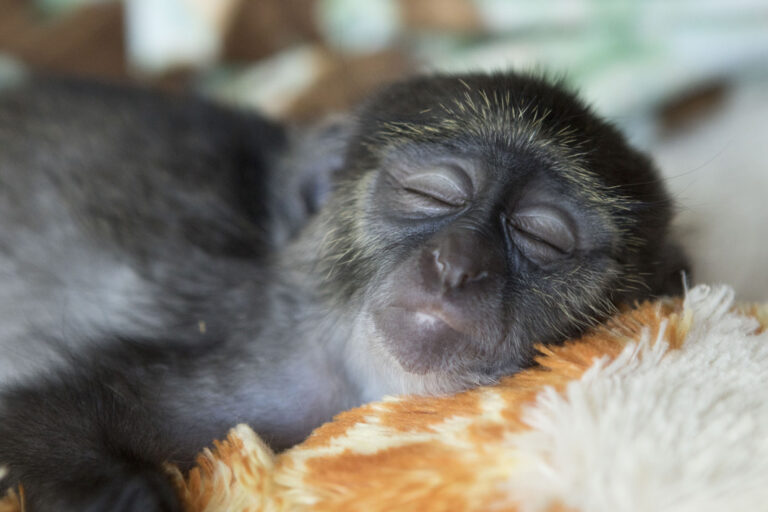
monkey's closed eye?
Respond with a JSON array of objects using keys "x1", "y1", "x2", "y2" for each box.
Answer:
[
  {"x1": 401, "y1": 166, "x2": 472, "y2": 209},
  {"x1": 506, "y1": 206, "x2": 576, "y2": 263}
]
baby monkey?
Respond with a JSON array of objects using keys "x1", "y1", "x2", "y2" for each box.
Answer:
[{"x1": 0, "y1": 72, "x2": 687, "y2": 511}]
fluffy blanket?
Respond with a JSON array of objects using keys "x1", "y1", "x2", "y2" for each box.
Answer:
[{"x1": 3, "y1": 284, "x2": 767, "y2": 511}]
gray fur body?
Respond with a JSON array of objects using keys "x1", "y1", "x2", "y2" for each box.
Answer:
[{"x1": 0, "y1": 79, "x2": 356, "y2": 445}]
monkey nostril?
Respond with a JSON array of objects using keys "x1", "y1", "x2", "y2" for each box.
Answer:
[
  {"x1": 468, "y1": 270, "x2": 489, "y2": 283},
  {"x1": 431, "y1": 247, "x2": 487, "y2": 290},
  {"x1": 432, "y1": 249, "x2": 445, "y2": 274},
  {"x1": 445, "y1": 270, "x2": 467, "y2": 290}
]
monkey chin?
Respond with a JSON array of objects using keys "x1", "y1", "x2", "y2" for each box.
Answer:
[
  {"x1": 372, "y1": 305, "x2": 477, "y2": 375},
  {"x1": 365, "y1": 255, "x2": 509, "y2": 383}
]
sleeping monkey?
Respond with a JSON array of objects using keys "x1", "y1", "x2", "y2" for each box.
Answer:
[{"x1": 0, "y1": 72, "x2": 687, "y2": 511}]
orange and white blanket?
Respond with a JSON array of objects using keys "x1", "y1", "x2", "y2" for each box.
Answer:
[{"x1": 4, "y1": 284, "x2": 767, "y2": 511}]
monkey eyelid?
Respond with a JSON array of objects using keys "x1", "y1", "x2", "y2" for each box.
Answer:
[
  {"x1": 400, "y1": 166, "x2": 473, "y2": 208},
  {"x1": 505, "y1": 205, "x2": 577, "y2": 258},
  {"x1": 402, "y1": 186, "x2": 467, "y2": 210}
]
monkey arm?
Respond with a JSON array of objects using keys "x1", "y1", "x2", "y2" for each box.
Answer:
[
  {"x1": 0, "y1": 336, "x2": 347, "y2": 511},
  {"x1": 0, "y1": 362, "x2": 185, "y2": 511}
]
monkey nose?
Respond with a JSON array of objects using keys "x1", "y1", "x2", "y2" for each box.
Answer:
[
  {"x1": 432, "y1": 249, "x2": 488, "y2": 289},
  {"x1": 426, "y1": 233, "x2": 498, "y2": 291}
]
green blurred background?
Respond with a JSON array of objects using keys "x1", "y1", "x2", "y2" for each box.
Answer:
[{"x1": 1, "y1": 0, "x2": 767, "y2": 299}]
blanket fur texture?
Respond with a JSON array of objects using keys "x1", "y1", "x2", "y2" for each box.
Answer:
[{"x1": 3, "y1": 284, "x2": 767, "y2": 511}]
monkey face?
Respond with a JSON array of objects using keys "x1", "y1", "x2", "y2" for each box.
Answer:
[
  {"x1": 362, "y1": 145, "x2": 622, "y2": 378},
  {"x1": 319, "y1": 73, "x2": 688, "y2": 386}
]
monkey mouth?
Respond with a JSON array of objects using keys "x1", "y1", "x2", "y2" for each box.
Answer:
[
  {"x1": 381, "y1": 300, "x2": 472, "y2": 336},
  {"x1": 372, "y1": 305, "x2": 475, "y2": 374},
  {"x1": 402, "y1": 307, "x2": 462, "y2": 332}
]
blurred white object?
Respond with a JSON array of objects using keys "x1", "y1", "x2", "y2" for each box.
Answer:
[
  {"x1": 125, "y1": 0, "x2": 239, "y2": 73},
  {"x1": 317, "y1": 0, "x2": 401, "y2": 54},
  {"x1": 0, "y1": 54, "x2": 27, "y2": 91},
  {"x1": 653, "y1": 78, "x2": 768, "y2": 301},
  {"x1": 404, "y1": 0, "x2": 768, "y2": 146},
  {"x1": 199, "y1": 46, "x2": 330, "y2": 118},
  {"x1": 36, "y1": 0, "x2": 111, "y2": 15}
]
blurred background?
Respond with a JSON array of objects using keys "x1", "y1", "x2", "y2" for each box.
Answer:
[{"x1": 0, "y1": 0, "x2": 766, "y2": 299}]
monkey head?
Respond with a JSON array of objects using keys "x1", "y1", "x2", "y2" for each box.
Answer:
[{"x1": 315, "y1": 72, "x2": 688, "y2": 394}]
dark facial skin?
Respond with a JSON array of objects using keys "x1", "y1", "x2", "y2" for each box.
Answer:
[{"x1": 0, "y1": 72, "x2": 687, "y2": 510}]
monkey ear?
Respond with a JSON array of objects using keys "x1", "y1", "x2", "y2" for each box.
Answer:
[
  {"x1": 271, "y1": 115, "x2": 354, "y2": 241},
  {"x1": 650, "y1": 241, "x2": 692, "y2": 297},
  {"x1": 290, "y1": 115, "x2": 354, "y2": 215}
]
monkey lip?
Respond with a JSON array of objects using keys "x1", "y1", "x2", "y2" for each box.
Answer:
[
  {"x1": 372, "y1": 304, "x2": 477, "y2": 373},
  {"x1": 382, "y1": 304, "x2": 469, "y2": 335},
  {"x1": 408, "y1": 308, "x2": 462, "y2": 332}
]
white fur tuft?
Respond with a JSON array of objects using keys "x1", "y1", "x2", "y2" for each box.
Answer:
[{"x1": 505, "y1": 284, "x2": 768, "y2": 511}]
